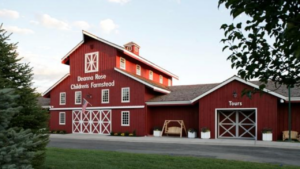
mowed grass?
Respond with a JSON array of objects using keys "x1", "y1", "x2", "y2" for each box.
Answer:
[{"x1": 45, "y1": 148, "x2": 298, "y2": 169}]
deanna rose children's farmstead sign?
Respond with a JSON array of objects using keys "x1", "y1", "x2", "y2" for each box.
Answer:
[{"x1": 71, "y1": 74, "x2": 115, "y2": 89}]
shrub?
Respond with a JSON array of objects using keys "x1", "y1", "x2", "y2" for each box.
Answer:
[
  {"x1": 188, "y1": 128, "x2": 197, "y2": 133},
  {"x1": 153, "y1": 127, "x2": 162, "y2": 131},
  {"x1": 129, "y1": 133, "x2": 134, "y2": 136},
  {"x1": 133, "y1": 130, "x2": 136, "y2": 136},
  {"x1": 110, "y1": 132, "x2": 114, "y2": 136},
  {"x1": 114, "y1": 133, "x2": 118, "y2": 136},
  {"x1": 121, "y1": 133, "x2": 125, "y2": 136},
  {"x1": 262, "y1": 128, "x2": 272, "y2": 133},
  {"x1": 125, "y1": 131, "x2": 129, "y2": 136},
  {"x1": 201, "y1": 127, "x2": 210, "y2": 132}
]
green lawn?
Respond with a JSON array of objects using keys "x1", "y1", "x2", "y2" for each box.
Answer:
[{"x1": 45, "y1": 148, "x2": 298, "y2": 169}]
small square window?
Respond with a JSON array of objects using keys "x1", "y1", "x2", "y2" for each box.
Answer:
[
  {"x1": 120, "y1": 57, "x2": 126, "y2": 70},
  {"x1": 168, "y1": 79, "x2": 171, "y2": 86},
  {"x1": 121, "y1": 111, "x2": 130, "y2": 126},
  {"x1": 60, "y1": 92, "x2": 66, "y2": 105},
  {"x1": 102, "y1": 89, "x2": 109, "y2": 104},
  {"x1": 149, "y1": 71, "x2": 153, "y2": 80},
  {"x1": 121, "y1": 87, "x2": 130, "y2": 103},
  {"x1": 75, "y1": 91, "x2": 82, "y2": 104},
  {"x1": 59, "y1": 112, "x2": 66, "y2": 125},
  {"x1": 159, "y1": 75, "x2": 163, "y2": 84},
  {"x1": 85, "y1": 52, "x2": 99, "y2": 73},
  {"x1": 136, "y1": 65, "x2": 141, "y2": 75}
]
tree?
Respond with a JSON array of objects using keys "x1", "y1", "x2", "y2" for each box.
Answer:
[
  {"x1": 0, "y1": 24, "x2": 49, "y2": 168},
  {"x1": 218, "y1": 0, "x2": 300, "y2": 89}
]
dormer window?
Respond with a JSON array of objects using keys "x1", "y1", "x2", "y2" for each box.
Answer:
[
  {"x1": 149, "y1": 71, "x2": 153, "y2": 80},
  {"x1": 85, "y1": 52, "x2": 99, "y2": 73},
  {"x1": 168, "y1": 79, "x2": 171, "y2": 86},
  {"x1": 136, "y1": 65, "x2": 141, "y2": 75},
  {"x1": 120, "y1": 57, "x2": 126, "y2": 70},
  {"x1": 159, "y1": 75, "x2": 163, "y2": 84}
]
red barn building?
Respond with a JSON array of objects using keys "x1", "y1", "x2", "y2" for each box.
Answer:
[{"x1": 43, "y1": 31, "x2": 300, "y2": 141}]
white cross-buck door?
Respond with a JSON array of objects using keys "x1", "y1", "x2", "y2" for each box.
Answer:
[
  {"x1": 217, "y1": 110, "x2": 256, "y2": 139},
  {"x1": 72, "y1": 110, "x2": 111, "y2": 134}
]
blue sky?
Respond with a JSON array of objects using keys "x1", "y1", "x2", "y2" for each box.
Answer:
[{"x1": 0, "y1": 0, "x2": 239, "y2": 93}]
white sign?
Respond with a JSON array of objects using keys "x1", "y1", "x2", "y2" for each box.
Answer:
[
  {"x1": 77, "y1": 74, "x2": 106, "y2": 82},
  {"x1": 70, "y1": 74, "x2": 114, "y2": 90},
  {"x1": 229, "y1": 101, "x2": 242, "y2": 106}
]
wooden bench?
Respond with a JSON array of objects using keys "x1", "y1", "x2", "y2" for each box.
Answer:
[
  {"x1": 282, "y1": 131, "x2": 300, "y2": 141},
  {"x1": 165, "y1": 126, "x2": 182, "y2": 135}
]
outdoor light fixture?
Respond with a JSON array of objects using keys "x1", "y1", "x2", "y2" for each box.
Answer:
[
  {"x1": 233, "y1": 91, "x2": 237, "y2": 98},
  {"x1": 87, "y1": 94, "x2": 92, "y2": 99},
  {"x1": 280, "y1": 99, "x2": 285, "y2": 103}
]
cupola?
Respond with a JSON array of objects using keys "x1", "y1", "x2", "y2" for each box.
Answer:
[{"x1": 124, "y1": 42, "x2": 140, "y2": 55}]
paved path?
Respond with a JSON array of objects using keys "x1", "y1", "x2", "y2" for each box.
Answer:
[{"x1": 48, "y1": 134, "x2": 300, "y2": 167}]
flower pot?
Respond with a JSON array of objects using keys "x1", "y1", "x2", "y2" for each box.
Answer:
[
  {"x1": 201, "y1": 131, "x2": 210, "y2": 139},
  {"x1": 153, "y1": 130, "x2": 161, "y2": 137},
  {"x1": 188, "y1": 131, "x2": 197, "y2": 138},
  {"x1": 262, "y1": 133, "x2": 272, "y2": 141}
]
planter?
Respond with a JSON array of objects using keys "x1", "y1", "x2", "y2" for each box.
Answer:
[
  {"x1": 262, "y1": 133, "x2": 272, "y2": 141},
  {"x1": 153, "y1": 130, "x2": 161, "y2": 137},
  {"x1": 201, "y1": 131, "x2": 210, "y2": 139},
  {"x1": 188, "y1": 131, "x2": 197, "y2": 138}
]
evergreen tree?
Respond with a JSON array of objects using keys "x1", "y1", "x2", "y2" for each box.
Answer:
[{"x1": 0, "y1": 24, "x2": 49, "y2": 168}]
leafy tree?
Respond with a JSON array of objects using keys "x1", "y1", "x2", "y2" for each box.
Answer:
[
  {"x1": 218, "y1": 0, "x2": 300, "y2": 89},
  {"x1": 0, "y1": 24, "x2": 49, "y2": 168}
]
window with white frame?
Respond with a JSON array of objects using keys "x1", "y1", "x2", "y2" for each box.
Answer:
[
  {"x1": 136, "y1": 65, "x2": 141, "y2": 75},
  {"x1": 121, "y1": 111, "x2": 130, "y2": 126},
  {"x1": 85, "y1": 52, "x2": 99, "y2": 73},
  {"x1": 120, "y1": 57, "x2": 126, "y2": 70},
  {"x1": 121, "y1": 87, "x2": 130, "y2": 103},
  {"x1": 59, "y1": 112, "x2": 66, "y2": 125},
  {"x1": 168, "y1": 79, "x2": 171, "y2": 86},
  {"x1": 60, "y1": 92, "x2": 66, "y2": 105},
  {"x1": 102, "y1": 89, "x2": 109, "y2": 104},
  {"x1": 159, "y1": 75, "x2": 163, "y2": 84},
  {"x1": 75, "y1": 91, "x2": 82, "y2": 104},
  {"x1": 149, "y1": 70, "x2": 153, "y2": 80}
]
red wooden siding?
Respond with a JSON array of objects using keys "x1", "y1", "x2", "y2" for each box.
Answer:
[
  {"x1": 147, "y1": 105, "x2": 199, "y2": 136},
  {"x1": 198, "y1": 80, "x2": 278, "y2": 140},
  {"x1": 277, "y1": 103, "x2": 300, "y2": 140},
  {"x1": 49, "y1": 110, "x2": 72, "y2": 133}
]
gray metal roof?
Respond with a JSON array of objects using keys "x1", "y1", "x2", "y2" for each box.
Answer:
[{"x1": 37, "y1": 97, "x2": 50, "y2": 106}]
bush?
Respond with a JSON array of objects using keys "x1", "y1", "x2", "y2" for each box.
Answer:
[
  {"x1": 133, "y1": 130, "x2": 136, "y2": 136},
  {"x1": 125, "y1": 131, "x2": 129, "y2": 136},
  {"x1": 114, "y1": 133, "x2": 118, "y2": 136},
  {"x1": 129, "y1": 133, "x2": 134, "y2": 136},
  {"x1": 110, "y1": 132, "x2": 114, "y2": 136},
  {"x1": 153, "y1": 127, "x2": 162, "y2": 131},
  {"x1": 188, "y1": 128, "x2": 197, "y2": 133},
  {"x1": 201, "y1": 127, "x2": 210, "y2": 132},
  {"x1": 262, "y1": 128, "x2": 272, "y2": 133}
]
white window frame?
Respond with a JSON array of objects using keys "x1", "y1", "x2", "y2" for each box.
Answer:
[
  {"x1": 59, "y1": 112, "x2": 66, "y2": 125},
  {"x1": 149, "y1": 70, "x2": 153, "y2": 80},
  {"x1": 136, "y1": 65, "x2": 141, "y2": 75},
  {"x1": 75, "y1": 91, "x2": 82, "y2": 105},
  {"x1": 120, "y1": 57, "x2": 126, "y2": 70},
  {"x1": 121, "y1": 111, "x2": 130, "y2": 126},
  {"x1": 121, "y1": 87, "x2": 130, "y2": 103},
  {"x1": 168, "y1": 79, "x2": 171, "y2": 86},
  {"x1": 59, "y1": 92, "x2": 66, "y2": 105},
  {"x1": 101, "y1": 89, "x2": 109, "y2": 104},
  {"x1": 85, "y1": 52, "x2": 99, "y2": 73},
  {"x1": 159, "y1": 75, "x2": 163, "y2": 84}
]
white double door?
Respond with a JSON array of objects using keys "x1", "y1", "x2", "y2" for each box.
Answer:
[{"x1": 72, "y1": 110, "x2": 111, "y2": 134}]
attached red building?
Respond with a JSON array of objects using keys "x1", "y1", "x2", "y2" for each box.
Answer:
[{"x1": 43, "y1": 31, "x2": 300, "y2": 141}]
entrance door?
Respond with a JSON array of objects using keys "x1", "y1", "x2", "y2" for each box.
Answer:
[
  {"x1": 217, "y1": 109, "x2": 256, "y2": 139},
  {"x1": 72, "y1": 110, "x2": 111, "y2": 134}
]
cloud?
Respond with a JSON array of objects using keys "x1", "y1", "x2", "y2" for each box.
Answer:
[
  {"x1": 30, "y1": 20, "x2": 39, "y2": 25},
  {"x1": 36, "y1": 14, "x2": 70, "y2": 30},
  {"x1": 3, "y1": 26, "x2": 34, "y2": 35},
  {"x1": 108, "y1": 0, "x2": 130, "y2": 4},
  {"x1": 100, "y1": 19, "x2": 118, "y2": 34},
  {"x1": 0, "y1": 9, "x2": 19, "y2": 19},
  {"x1": 73, "y1": 21, "x2": 91, "y2": 30}
]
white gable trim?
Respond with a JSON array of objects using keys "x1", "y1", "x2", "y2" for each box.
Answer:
[
  {"x1": 114, "y1": 67, "x2": 170, "y2": 94},
  {"x1": 146, "y1": 101, "x2": 192, "y2": 106},
  {"x1": 190, "y1": 76, "x2": 287, "y2": 103},
  {"x1": 61, "y1": 41, "x2": 84, "y2": 62},
  {"x1": 43, "y1": 73, "x2": 70, "y2": 96}
]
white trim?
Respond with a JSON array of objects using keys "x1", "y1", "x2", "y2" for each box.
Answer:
[
  {"x1": 168, "y1": 79, "x2": 171, "y2": 86},
  {"x1": 101, "y1": 89, "x2": 109, "y2": 104},
  {"x1": 61, "y1": 41, "x2": 84, "y2": 62},
  {"x1": 115, "y1": 68, "x2": 170, "y2": 94},
  {"x1": 121, "y1": 111, "x2": 130, "y2": 126},
  {"x1": 289, "y1": 97, "x2": 300, "y2": 101},
  {"x1": 42, "y1": 73, "x2": 70, "y2": 96},
  {"x1": 59, "y1": 112, "x2": 66, "y2": 125},
  {"x1": 121, "y1": 87, "x2": 130, "y2": 103},
  {"x1": 84, "y1": 52, "x2": 99, "y2": 73},
  {"x1": 191, "y1": 76, "x2": 287, "y2": 103},
  {"x1": 214, "y1": 108, "x2": 257, "y2": 141},
  {"x1": 59, "y1": 92, "x2": 66, "y2": 105},
  {"x1": 136, "y1": 64, "x2": 141, "y2": 75},
  {"x1": 159, "y1": 75, "x2": 163, "y2": 84},
  {"x1": 42, "y1": 106, "x2": 53, "y2": 109},
  {"x1": 75, "y1": 91, "x2": 82, "y2": 105},
  {"x1": 120, "y1": 57, "x2": 126, "y2": 70},
  {"x1": 50, "y1": 105, "x2": 144, "y2": 111},
  {"x1": 146, "y1": 101, "x2": 192, "y2": 105},
  {"x1": 149, "y1": 70, "x2": 153, "y2": 80}
]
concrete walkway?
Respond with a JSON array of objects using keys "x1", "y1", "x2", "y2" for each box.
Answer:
[{"x1": 50, "y1": 134, "x2": 300, "y2": 150}]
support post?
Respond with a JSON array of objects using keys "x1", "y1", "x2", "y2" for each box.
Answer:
[{"x1": 288, "y1": 85, "x2": 291, "y2": 141}]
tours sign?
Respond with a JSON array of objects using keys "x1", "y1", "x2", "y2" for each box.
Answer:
[{"x1": 70, "y1": 74, "x2": 115, "y2": 89}]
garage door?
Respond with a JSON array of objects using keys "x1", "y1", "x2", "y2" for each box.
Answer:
[
  {"x1": 72, "y1": 110, "x2": 111, "y2": 134},
  {"x1": 217, "y1": 109, "x2": 256, "y2": 139}
]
